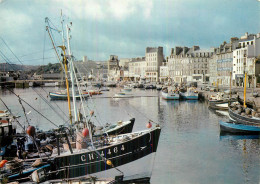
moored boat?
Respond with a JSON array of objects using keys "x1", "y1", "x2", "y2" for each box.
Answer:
[
  {"x1": 209, "y1": 102, "x2": 228, "y2": 111},
  {"x1": 219, "y1": 120, "x2": 260, "y2": 133},
  {"x1": 49, "y1": 92, "x2": 89, "y2": 100},
  {"x1": 123, "y1": 85, "x2": 132, "y2": 92},
  {"x1": 161, "y1": 91, "x2": 179, "y2": 100},
  {"x1": 0, "y1": 16, "x2": 162, "y2": 184},
  {"x1": 228, "y1": 103, "x2": 260, "y2": 125},
  {"x1": 49, "y1": 127, "x2": 161, "y2": 181},
  {"x1": 100, "y1": 87, "x2": 110, "y2": 91},
  {"x1": 208, "y1": 92, "x2": 236, "y2": 105},
  {"x1": 83, "y1": 89, "x2": 102, "y2": 95},
  {"x1": 3, "y1": 126, "x2": 161, "y2": 183},
  {"x1": 114, "y1": 92, "x2": 133, "y2": 98},
  {"x1": 180, "y1": 88, "x2": 198, "y2": 100},
  {"x1": 94, "y1": 118, "x2": 135, "y2": 136}
]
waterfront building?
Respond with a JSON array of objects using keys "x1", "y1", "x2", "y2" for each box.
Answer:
[
  {"x1": 168, "y1": 46, "x2": 213, "y2": 84},
  {"x1": 145, "y1": 47, "x2": 164, "y2": 82},
  {"x1": 107, "y1": 55, "x2": 119, "y2": 81},
  {"x1": 214, "y1": 37, "x2": 239, "y2": 87},
  {"x1": 233, "y1": 32, "x2": 260, "y2": 87},
  {"x1": 208, "y1": 49, "x2": 218, "y2": 85},
  {"x1": 128, "y1": 57, "x2": 146, "y2": 81},
  {"x1": 83, "y1": 56, "x2": 88, "y2": 62},
  {"x1": 159, "y1": 64, "x2": 169, "y2": 83},
  {"x1": 119, "y1": 58, "x2": 130, "y2": 70},
  {"x1": 160, "y1": 57, "x2": 171, "y2": 83}
]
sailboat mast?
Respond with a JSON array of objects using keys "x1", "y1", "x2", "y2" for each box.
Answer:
[{"x1": 66, "y1": 24, "x2": 78, "y2": 122}]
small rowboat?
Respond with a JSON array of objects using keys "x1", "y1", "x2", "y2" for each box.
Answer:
[
  {"x1": 219, "y1": 120, "x2": 260, "y2": 133},
  {"x1": 228, "y1": 106, "x2": 260, "y2": 125}
]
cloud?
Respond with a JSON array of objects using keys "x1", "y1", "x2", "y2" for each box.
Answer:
[
  {"x1": 54, "y1": 0, "x2": 153, "y2": 21},
  {"x1": 0, "y1": 0, "x2": 259, "y2": 64},
  {"x1": 0, "y1": 9, "x2": 33, "y2": 34}
]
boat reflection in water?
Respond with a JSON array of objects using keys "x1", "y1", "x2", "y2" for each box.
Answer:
[{"x1": 219, "y1": 132, "x2": 260, "y2": 140}]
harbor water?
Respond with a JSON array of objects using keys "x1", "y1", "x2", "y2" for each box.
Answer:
[{"x1": 0, "y1": 87, "x2": 259, "y2": 184}]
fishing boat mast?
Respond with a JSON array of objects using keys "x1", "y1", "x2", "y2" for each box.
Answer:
[
  {"x1": 59, "y1": 45, "x2": 73, "y2": 124},
  {"x1": 45, "y1": 15, "x2": 73, "y2": 124},
  {"x1": 63, "y1": 21, "x2": 95, "y2": 149},
  {"x1": 66, "y1": 23, "x2": 78, "y2": 122}
]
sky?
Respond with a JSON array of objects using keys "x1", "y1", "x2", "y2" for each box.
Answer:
[{"x1": 0, "y1": 0, "x2": 259, "y2": 65}]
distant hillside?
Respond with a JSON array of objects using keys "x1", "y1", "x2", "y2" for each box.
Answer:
[
  {"x1": 34, "y1": 63, "x2": 62, "y2": 74},
  {"x1": 0, "y1": 63, "x2": 39, "y2": 72}
]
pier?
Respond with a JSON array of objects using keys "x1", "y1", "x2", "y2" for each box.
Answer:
[{"x1": 0, "y1": 80, "x2": 63, "y2": 88}]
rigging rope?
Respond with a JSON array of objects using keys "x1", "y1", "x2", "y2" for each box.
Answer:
[
  {"x1": 32, "y1": 88, "x2": 69, "y2": 123},
  {"x1": 0, "y1": 48, "x2": 54, "y2": 63},
  {"x1": 18, "y1": 98, "x2": 30, "y2": 126},
  {"x1": 0, "y1": 97, "x2": 26, "y2": 133},
  {"x1": 6, "y1": 88, "x2": 59, "y2": 128},
  {"x1": 72, "y1": 62, "x2": 105, "y2": 126},
  {"x1": 0, "y1": 37, "x2": 26, "y2": 67},
  {"x1": 69, "y1": 59, "x2": 124, "y2": 175},
  {"x1": 71, "y1": 61, "x2": 124, "y2": 176},
  {"x1": 40, "y1": 87, "x2": 69, "y2": 120},
  {"x1": 0, "y1": 50, "x2": 18, "y2": 71}
]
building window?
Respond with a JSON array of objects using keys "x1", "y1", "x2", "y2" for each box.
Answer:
[
  {"x1": 194, "y1": 70, "x2": 196, "y2": 74},
  {"x1": 251, "y1": 41, "x2": 253, "y2": 45}
]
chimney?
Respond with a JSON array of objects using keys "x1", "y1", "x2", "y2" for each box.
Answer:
[
  {"x1": 192, "y1": 46, "x2": 200, "y2": 51},
  {"x1": 171, "y1": 48, "x2": 174, "y2": 55}
]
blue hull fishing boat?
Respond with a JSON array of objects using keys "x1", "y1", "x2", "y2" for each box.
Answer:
[
  {"x1": 49, "y1": 92, "x2": 89, "y2": 100},
  {"x1": 180, "y1": 92, "x2": 198, "y2": 100},
  {"x1": 180, "y1": 88, "x2": 198, "y2": 100},
  {"x1": 219, "y1": 120, "x2": 260, "y2": 133},
  {"x1": 161, "y1": 91, "x2": 179, "y2": 100}
]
